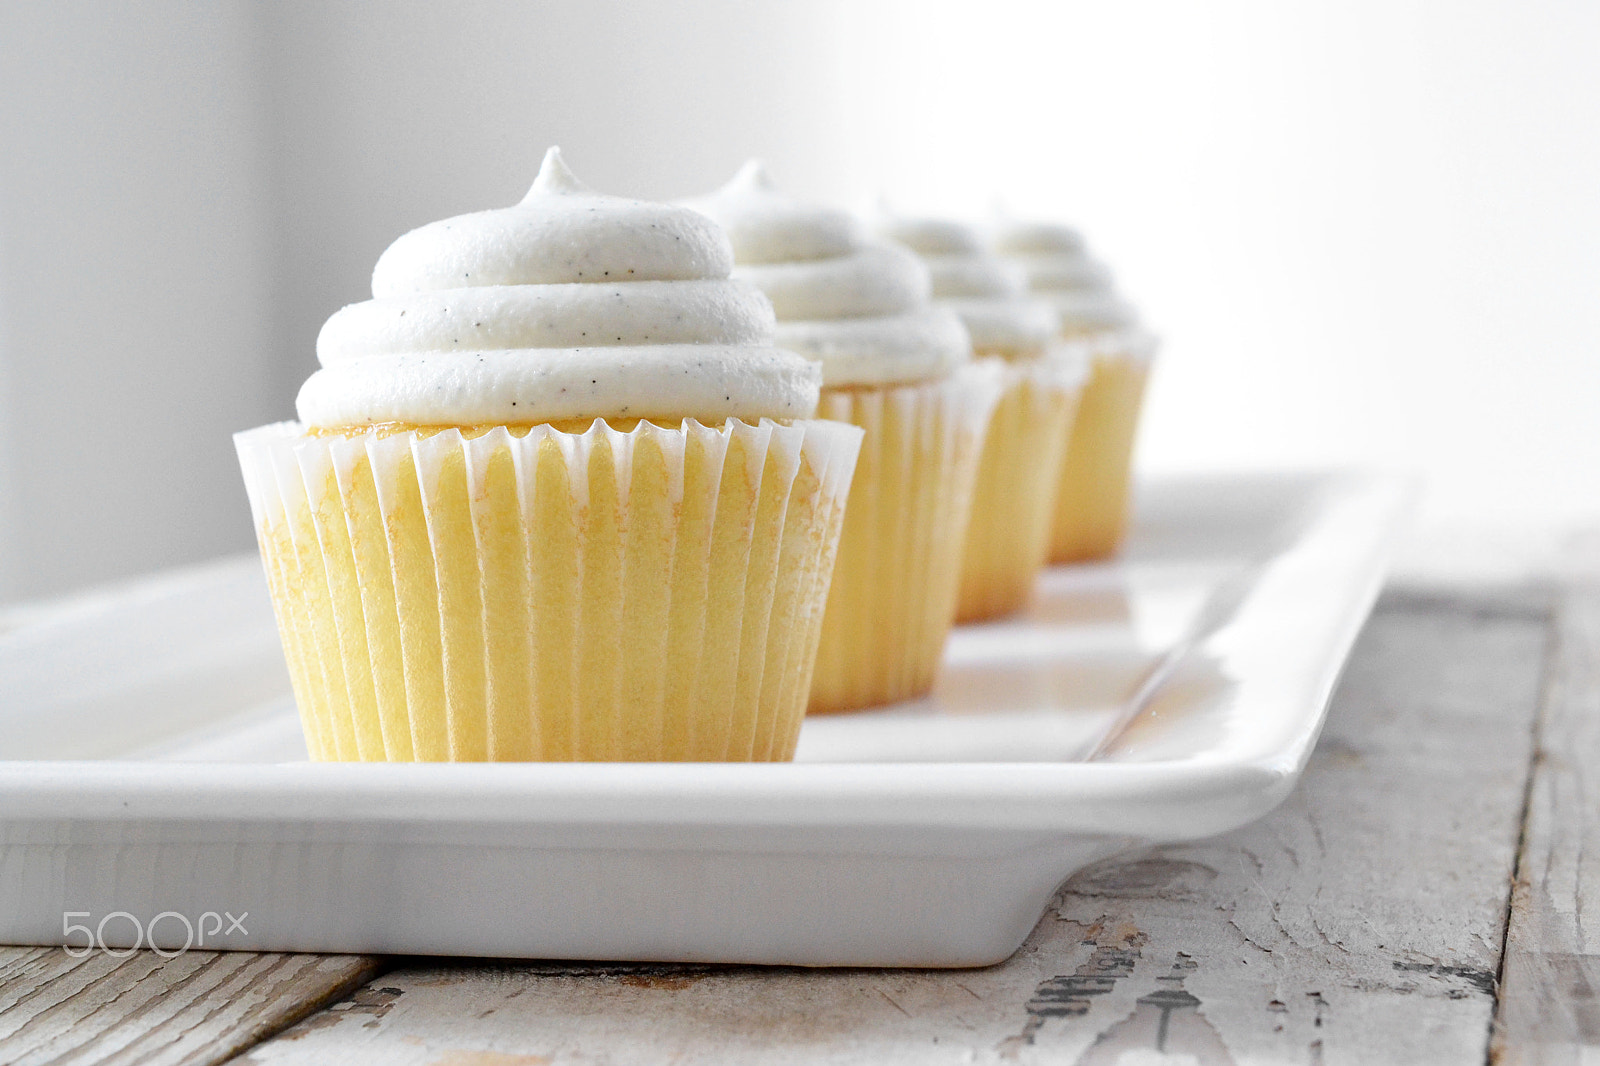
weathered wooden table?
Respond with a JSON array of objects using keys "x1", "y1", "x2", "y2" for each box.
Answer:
[{"x1": 3, "y1": 537, "x2": 1597, "y2": 1065}]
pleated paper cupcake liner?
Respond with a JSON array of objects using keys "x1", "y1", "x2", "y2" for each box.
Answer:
[
  {"x1": 808, "y1": 360, "x2": 1005, "y2": 714},
  {"x1": 1050, "y1": 330, "x2": 1158, "y2": 563},
  {"x1": 235, "y1": 417, "x2": 862, "y2": 762},
  {"x1": 956, "y1": 351, "x2": 1087, "y2": 622}
]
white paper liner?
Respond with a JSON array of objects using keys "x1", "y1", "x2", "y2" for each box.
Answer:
[
  {"x1": 235, "y1": 417, "x2": 862, "y2": 761},
  {"x1": 958, "y1": 356, "x2": 1087, "y2": 621},
  {"x1": 810, "y1": 360, "x2": 1005, "y2": 713},
  {"x1": 1051, "y1": 340, "x2": 1154, "y2": 562}
]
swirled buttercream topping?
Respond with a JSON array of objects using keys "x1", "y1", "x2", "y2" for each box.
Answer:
[
  {"x1": 990, "y1": 219, "x2": 1135, "y2": 335},
  {"x1": 297, "y1": 148, "x2": 820, "y2": 428},
  {"x1": 682, "y1": 163, "x2": 970, "y2": 387},
  {"x1": 873, "y1": 212, "x2": 1059, "y2": 358},
  {"x1": 1046, "y1": 288, "x2": 1141, "y2": 337},
  {"x1": 990, "y1": 220, "x2": 1086, "y2": 256}
]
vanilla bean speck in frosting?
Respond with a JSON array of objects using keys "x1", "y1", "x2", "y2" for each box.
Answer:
[
  {"x1": 682, "y1": 163, "x2": 971, "y2": 388},
  {"x1": 990, "y1": 219, "x2": 1139, "y2": 337},
  {"x1": 872, "y1": 213, "x2": 1060, "y2": 358},
  {"x1": 296, "y1": 148, "x2": 821, "y2": 428}
]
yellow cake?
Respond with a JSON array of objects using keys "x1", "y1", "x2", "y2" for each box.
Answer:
[
  {"x1": 1051, "y1": 335, "x2": 1155, "y2": 561},
  {"x1": 810, "y1": 371, "x2": 998, "y2": 710},
  {"x1": 685, "y1": 164, "x2": 1001, "y2": 713},
  {"x1": 874, "y1": 214, "x2": 1087, "y2": 622},
  {"x1": 992, "y1": 221, "x2": 1157, "y2": 562},
  {"x1": 955, "y1": 351, "x2": 1085, "y2": 621},
  {"x1": 235, "y1": 150, "x2": 861, "y2": 761}
]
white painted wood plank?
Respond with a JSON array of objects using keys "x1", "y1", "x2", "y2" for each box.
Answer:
[
  {"x1": 0, "y1": 948, "x2": 377, "y2": 1066},
  {"x1": 1493, "y1": 579, "x2": 1600, "y2": 1066},
  {"x1": 235, "y1": 590, "x2": 1548, "y2": 1066}
]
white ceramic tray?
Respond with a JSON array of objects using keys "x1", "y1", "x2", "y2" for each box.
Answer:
[{"x1": 0, "y1": 472, "x2": 1411, "y2": 967}]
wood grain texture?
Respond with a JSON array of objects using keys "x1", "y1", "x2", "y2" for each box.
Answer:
[
  {"x1": 0, "y1": 948, "x2": 378, "y2": 1066},
  {"x1": 1493, "y1": 579, "x2": 1600, "y2": 1065},
  {"x1": 232, "y1": 590, "x2": 1551, "y2": 1066}
]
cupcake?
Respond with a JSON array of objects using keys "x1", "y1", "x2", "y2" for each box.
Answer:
[
  {"x1": 685, "y1": 164, "x2": 1001, "y2": 714},
  {"x1": 991, "y1": 221, "x2": 1157, "y2": 562},
  {"x1": 875, "y1": 213, "x2": 1087, "y2": 622},
  {"x1": 234, "y1": 149, "x2": 862, "y2": 762}
]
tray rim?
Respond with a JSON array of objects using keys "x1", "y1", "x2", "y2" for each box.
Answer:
[{"x1": 0, "y1": 469, "x2": 1415, "y2": 848}]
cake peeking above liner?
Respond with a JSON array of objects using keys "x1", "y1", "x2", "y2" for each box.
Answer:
[
  {"x1": 297, "y1": 148, "x2": 820, "y2": 429},
  {"x1": 873, "y1": 212, "x2": 1059, "y2": 358},
  {"x1": 682, "y1": 162, "x2": 971, "y2": 388},
  {"x1": 989, "y1": 218, "x2": 1139, "y2": 334}
]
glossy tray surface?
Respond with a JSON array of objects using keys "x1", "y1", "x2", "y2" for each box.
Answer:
[{"x1": 0, "y1": 472, "x2": 1411, "y2": 966}]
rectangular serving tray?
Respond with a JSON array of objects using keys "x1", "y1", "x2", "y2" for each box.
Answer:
[{"x1": 0, "y1": 472, "x2": 1412, "y2": 967}]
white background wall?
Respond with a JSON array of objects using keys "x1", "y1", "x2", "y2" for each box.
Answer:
[
  {"x1": 0, "y1": 3, "x2": 278, "y2": 600},
  {"x1": 1, "y1": 0, "x2": 1596, "y2": 600},
  {"x1": 833, "y1": 0, "x2": 1600, "y2": 537}
]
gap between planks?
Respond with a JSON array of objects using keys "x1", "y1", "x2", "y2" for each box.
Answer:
[
  {"x1": 0, "y1": 949, "x2": 383, "y2": 1066},
  {"x1": 1491, "y1": 573, "x2": 1600, "y2": 1066}
]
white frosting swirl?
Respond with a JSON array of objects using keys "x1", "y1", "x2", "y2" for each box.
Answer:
[
  {"x1": 875, "y1": 213, "x2": 1060, "y2": 358},
  {"x1": 990, "y1": 220, "x2": 1086, "y2": 256},
  {"x1": 1046, "y1": 289, "x2": 1141, "y2": 336},
  {"x1": 990, "y1": 219, "x2": 1137, "y2": 336},
  {"x1": 682, "y1": 164, "x2": 969, "y2": 387},
  {"x1": 297, "y1": 148, "x2": 820, "y2": 427}
]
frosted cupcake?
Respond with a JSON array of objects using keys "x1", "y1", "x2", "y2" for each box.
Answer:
[
  {"x1": 234, "y1": 149, "x2": 862, "y2": 762},
  {"x1": 874, "y1": 213, "x2": 1087, "y2": 622},
  {"x1": 685, "y1": 164, "x2": 1001, "y2": 714},
  {"x1": 992, "y1": 221, "x2": 1157, "y2": 562}
]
